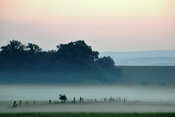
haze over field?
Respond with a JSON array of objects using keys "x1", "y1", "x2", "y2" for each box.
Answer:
[
  {"x1": 1, "y1": 85, "x2": 175, "y2": 102},
  {"x1": 0, "y1": 85, "x2": 175, "y2": 113}
]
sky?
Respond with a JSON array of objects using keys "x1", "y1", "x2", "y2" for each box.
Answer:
[{"x1": 0, "y1": 0, "x2": 175, "y2": 52}]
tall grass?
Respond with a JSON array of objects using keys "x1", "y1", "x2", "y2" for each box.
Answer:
[{"x1": 0, "y1": 113, "x2": 175, "y2": 117}]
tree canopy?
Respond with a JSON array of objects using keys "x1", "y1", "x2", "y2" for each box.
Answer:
[{"x1": 0, "y1": 40, "x2": 121, "y2": 84}]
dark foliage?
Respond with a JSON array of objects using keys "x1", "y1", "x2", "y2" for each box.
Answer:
[
  {"x1": 59, "y1": 94, "x2": 67, "y2": 102},
  {"x1": 0, "y1": 40, "x2": 121, "y2": 84},
  {"x1": 1, "y1": 113, "x2": 175, "y2": 117}
]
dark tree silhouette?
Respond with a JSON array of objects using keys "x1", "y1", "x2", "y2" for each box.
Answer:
[
  {"x1": 0, "y1": 40, "x2": 26, "y2": 60},
  {"x1": 26, "y1": 43, "x2": 42, "y2": 53},
  {"x1": 56, "y1": 40, "x2": 99, "y2": 61},
  {"x1": 1, "y1": 40, "x2": 25, "y2": 52},
  {"x1": 0, "y1": 39, "x2": 121, "y2": 84},
  {"x1": 97, "y1": 56, "x2": 115, "y2": 70},
  {"x1": 55, "y1": 40, "x2": 99, "y2": 71},
  {"x1": 59, "y1": 94, "x2": 67, "y2": 102}
]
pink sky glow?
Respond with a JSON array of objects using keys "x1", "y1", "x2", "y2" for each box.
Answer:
[{"x1": 0, "y1": 0, "x2": 174, "y2": 51}]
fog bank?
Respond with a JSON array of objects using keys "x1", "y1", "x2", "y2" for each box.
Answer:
[{"x1": 0, "y1": 85, "x2": 174, "y2": 102}]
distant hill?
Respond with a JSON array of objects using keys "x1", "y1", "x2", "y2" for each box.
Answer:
[
  {"x1": 117, "y1": 66, "x2": 175, "y2": 86},
  {"x1": 100, "y1": 50, "x2": 175, "y2": 66}
]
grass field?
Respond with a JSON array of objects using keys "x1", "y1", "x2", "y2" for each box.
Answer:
[{"x1": 0, "y1": 112, "x2": 175, "y2": 117}]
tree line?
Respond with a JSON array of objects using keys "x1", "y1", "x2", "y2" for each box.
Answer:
[{"x1": 0, "y1": 40, "x2": 121, "y2": 84}]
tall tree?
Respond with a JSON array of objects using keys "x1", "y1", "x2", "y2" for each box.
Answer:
[
  {"x1": 26, "y1": 43, "x2": 42, "y2": 53},
  {"x1": 56, "y1": 40, "x2": 99, "y2": 61},
  {"x1": 0, "y1": 40, "x2": 26, "y2": 60},
  {"x1": 97, "y1": 56, "x2": 115, "y2": 70},
  {"x1": 56, "y1": 40, "x2": 99, "y2": 70},
  {"x1": 0, "y1": 40, "x2": 25, "y2": 53}
]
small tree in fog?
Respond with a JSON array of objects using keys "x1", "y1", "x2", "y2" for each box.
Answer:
[{"x1": 59, "y1": 94, "x2": 67, "y2": 102}]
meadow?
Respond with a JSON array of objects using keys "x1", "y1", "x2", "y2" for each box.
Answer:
[{"x1": 0, "y1": 99, "x2": 175, "y2": 113}]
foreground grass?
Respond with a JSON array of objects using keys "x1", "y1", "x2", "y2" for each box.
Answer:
[{"x1": 0, "y1": 113, "x2": 175, "y2": 117}]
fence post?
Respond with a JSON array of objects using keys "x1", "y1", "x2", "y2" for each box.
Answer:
[
  {"x1": 19, "y1": 100, "x2": 21, "y2": 105},
  {"x1": 80, "y1": 97, "x2": 82, "y2": 102},
  {"x1": 49, "y1": 100, "x2": 51, "y2": 104},
  {"x1": 13, "y1": 101, "x2": 17, "y2": 107}
]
